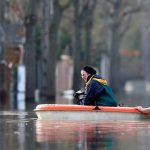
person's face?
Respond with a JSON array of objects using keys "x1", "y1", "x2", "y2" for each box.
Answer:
[{"x1": 81, "y1": 70, "x2": 89, "y2": 82}]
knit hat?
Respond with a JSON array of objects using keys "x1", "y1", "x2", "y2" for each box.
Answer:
[{"x1": 82, "y1": 66, "x2": 96, "y2": 75}]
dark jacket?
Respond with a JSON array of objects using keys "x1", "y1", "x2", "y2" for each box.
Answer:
[{"x1": 80, "y1": 75, "x2": 117, "y2": 106}]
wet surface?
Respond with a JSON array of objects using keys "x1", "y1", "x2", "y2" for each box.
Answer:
[
  {"x1": 0, "y1": 89, "x2": 150, "y2": 150},
  {"x1": 0, "y1": 109, "x2": 150, "y2": 150}
]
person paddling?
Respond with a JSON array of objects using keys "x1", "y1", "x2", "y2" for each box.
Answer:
[{"x1": 74, "y1": 66, "x2": 117, "y2": 106}]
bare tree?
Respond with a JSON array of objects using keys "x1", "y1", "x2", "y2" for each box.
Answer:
[
  {"x1": 72, "y1": 0, "x2": 98, "y2": 91},
  {"x1": 82, "y1": 0, "x2": 97, "y2": 65},
  {"x1": 100, "y1": 0, "x2": 146, "y2": 92},
  {"x1": 0, "y1": 0, "x2": 5, "y2": 26},
  {"x1": 0, "y1": 0, "x2": 6, "y2": 102},
  {"x1": 0, "y1": 0, "x2": 5, "y2": 60},
  {"x1": 24, "y1": 0, "x2": 39, "y2": 101},
  {"x1": 44, "y1": 0, "x2": 71, "y2": 102},
  {"x1": 142, "y1": 11, "x2": 150, "y2": 106},
  {"x1": 40, "y1": 0, "x2": 51, "y2": 101},
  {"x1": 72, "y1": 0, "x2": 83, "y2": 91}
]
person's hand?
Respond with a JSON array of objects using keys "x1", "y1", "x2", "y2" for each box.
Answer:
[
  {"x1": 136, "y1": 106, "x2": 143, "y2": 111},
  {"x1": 135, "y1": 106, "x2": 146, "y2": 114},
  {"x1": 135, "y1": 106, "x2": 150, "y2": 114}
]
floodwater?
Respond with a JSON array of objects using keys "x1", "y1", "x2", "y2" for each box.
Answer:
[
  {"x1": 0, "y1": 87, "x2": 150, "y2": 150},
  {"x1": 0, "y1": 109, "x2": 150, "y2": 150}
]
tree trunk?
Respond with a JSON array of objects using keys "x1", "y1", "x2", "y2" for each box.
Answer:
[
  {"x1": 24, "y1": 0, "x2": 37, "y2": 101},
  {"x1": 84, "y1": 0, "x2": 96, "y2": 65},
  {"x1": 47, "y1": 23, "x2": 58, "y2": 102},
  {"x1": 41, "y1": 0, "x2": 70, "y2": 102},
  {"x1": 72, "y1": 0, "x2": 82, "y2": 91},
  {"x1": 109, "y1": 0, "x2": 121, "y2": 92},
  {"x1": 41, "y1": 0, "x2": 51, "y2": 101},
  {"x1": 109, "y1": 24, "x2": 120, "y2": 92},
  {"x1": 46, "y1": 0, "x2": 62, "y2": 102},
  {"x1": 142, "y1": 12, "x2": 150, "y2": 106},
  {"x1": 0, "y1": 0, "x2": 5, "y2": 23},
  {"x1": 85, "y1": 12, "x2": 92, "y2": 65},
  {"x1": 0, "y1": 0, "x2": 5, "y2": 61}
]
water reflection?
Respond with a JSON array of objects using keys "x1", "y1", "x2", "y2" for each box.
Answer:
[
  {"x1": 0, "y1": 110, "x2": 150, "y2": 150},
  {"x1": 35, "y1": 120, "x2": 150, "y2": 150},
  {"x1": 0, "y1": 111, "x2": 36, "y2": 150},
  {"x1": 36, "y1": 120, "x2": 117, "y2": 149}
]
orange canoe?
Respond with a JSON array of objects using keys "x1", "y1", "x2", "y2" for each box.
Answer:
[{"x1": 34, "y1": 104, "x2": 150, "y2": 121}]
